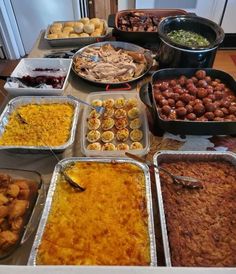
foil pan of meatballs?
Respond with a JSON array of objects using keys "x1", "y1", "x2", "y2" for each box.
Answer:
[
  {"x1": 81, "y1": 91, "x2": 150, "y2": 157},
  {"x1": 108, "y1": 9, "x2": 187, "y2": 43},
  {"x1": 0, "y1": 168, "x2": 44, "y2": 264},
  {"x1": 140, "y1": 68, "x2": 236, "y2": 135},
  {"x1": 153, "y1": 150, "x2": 236, "y2": 267}
]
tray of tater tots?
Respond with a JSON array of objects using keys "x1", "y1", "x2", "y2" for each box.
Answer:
[
  {"x1": 0, "y1": 168, "x2": 44, "y2": 262},
  {"x1": 44, "y1": 17, "x2": 111, "y2": 46}
]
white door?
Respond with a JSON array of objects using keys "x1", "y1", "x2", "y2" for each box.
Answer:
[{"x1": 135, "y1": 0, "x2": 227, "y2": 24}]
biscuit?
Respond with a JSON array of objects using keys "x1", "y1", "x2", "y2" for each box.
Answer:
[
  {"x1": 63, "y1": 26, "x2": 74, "y2": 33},
  {"x1": 117, "y1": 143, "x2": 129, "y2": 151},
  {"x1": 130, "y1": 142, "x2": 143, "y2": 150},
  {"x1": 52, "y1": 23, "x2": 63, "y2": 29},
  {"x1": 87, "y1": 142, "x2": 101, "y2": 150},
  {"x1": 50, "y1": 27, "x2": 62, "y2": 34},
  {"x1": 69, "y1": 33, "x2": 80, "y2": 38},
  {"x1": 128, "y1": 107, "x2": 140, "y2": 119},
  {"x1": 115, "y1": 118, "x2": 128, "y2": 130},
  {"x1": 101, "y1": 118, "x2": 115, "y2": 131},
  {"x1": 114, "y1": 108, "x2": 127, "y2": 119},
  {"x1": 102, "y1": 143, "x2": 116, "y2": 151},
  {"x1": 114, "y1": 97, "x2": 126, "y2": 109},
  {"x1": 47, "y1": 33, "x2": 58, "y2": 39},
  {"x1": 64, "y1": 21, "x2": 75, "y2": 27},
  {"x1": 87, "y1": 118, "x2": 101, "y2": 130},
  {"x1": 79, "y1": 17, "x2": 90, "y2": 25},
  {"x1": 101, "y1": 131, "x2": 114, "y2": 143},
  {"x1": 79, "y1": 33, "x2": 90, "y2": 37},
  {"x1": 57, "y1": 33, "x2": 69, "y2": 39},
  {"x1": 129, "y1": 118, "x2": 142, "y2": 129},
  {"x1": 130, "y1": 129, "x2": 143, "y2": 142},
  {"x1": 87, "y1": 130, "x2": 101, "y2": 142},
  {"x1": 116, "y1": 128, "x2": 129, "y2": 142},
  {"x1": 90, "y1": 18, "x2": 101, "y2": 28},
  {"x1": 83, "y1": 23, "x2": 95, "y2": 34}
]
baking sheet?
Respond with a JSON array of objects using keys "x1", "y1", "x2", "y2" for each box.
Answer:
[
  {"x1": 28, "y1": 157, "x2": 157, "y2": 266},
  {"x1": 44, "y1": 20, "x2": 111, "y2": 47},
  {"x1": 153, "y1": 150, "x2": 236, "y2": 267},
  {"x1": 0, "y1": 96, "x2": 80, "y2": 153}
]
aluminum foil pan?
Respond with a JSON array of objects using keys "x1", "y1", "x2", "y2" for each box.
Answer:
[
  {"x1": 0, "y1": 96, "x2": 80, "y2": 153},
  {"x1": 153, "y1": 150, "x2": 236, "y2": 267},
  {"x1": 44, "y1": 20, "x2": 111, "y2": 47},
  {"x1": 28, "y1": 157, "x2": 157, "y2": 266}
]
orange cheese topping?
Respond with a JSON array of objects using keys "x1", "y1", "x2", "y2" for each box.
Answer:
[{"x1": 36, "y1": 162, "x2": 150, "y2": 265}]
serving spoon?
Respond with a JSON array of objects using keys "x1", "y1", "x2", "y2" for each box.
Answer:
[
  {"x1": 125, "y1": 152, "x2": 203, "y2": 189},
  {"x1": 16, "y1": 112, "x2": 86, "y2": 191},
  {"x1": 67, "y1": 95, "x2": 105, "y2": 115}
]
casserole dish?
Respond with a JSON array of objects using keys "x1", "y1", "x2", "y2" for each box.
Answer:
[
  {"x1": 0, "y1": 168, "x2": 45, "y2": 264},
  {"x1": 81, "y1": 91, "x2": 150, "y2": 157},
  {"x1": 153, "y1": 150, "x2": 236, "y2": 266},
  {"x1": 0, "y1": 96, "x2": 80, "y2": 153},
  {"x1": 4, "y1": 58, "x2": 72, "y2": 96},
  {"x1": 108, "y1": 9, "x2": 187, "y2": 44},
  {"x1": 158, "y1": 15, "x2": 224, "y2": 68},
  {"x1": 139, "y1": 68, "x2": 236, "y2": 135},
  {"x1": 28, "y1": 157, "x2": 157, "y2": 266}
]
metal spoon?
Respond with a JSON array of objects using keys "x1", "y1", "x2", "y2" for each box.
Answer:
[
  {"x1": 125, "y1": 152, "x2": 203, "y2": 189},
  {"x1": 67, "y1": 95, "x2": 105, "y2": 115},
  {"x1": 16, "y1": 113, "x2": 85, "y2": 191},
  {"x1": 61, "y1": 170, "x2": 85, "y2": 192}
]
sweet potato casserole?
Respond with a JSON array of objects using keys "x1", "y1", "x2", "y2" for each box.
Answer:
[
  {"x1": 36, "y1": 162, "x2": 151, "y2": 265},
  {"x1": 159, "y1": 160, "x2": 236, "y2": 266}
]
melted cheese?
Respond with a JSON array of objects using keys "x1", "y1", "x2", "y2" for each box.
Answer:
[{"x1": 36, "y1": 162, "x2": 150, "y2": 265}]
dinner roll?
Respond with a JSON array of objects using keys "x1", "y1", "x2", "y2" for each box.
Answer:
[
  {"x1": 79, "y1": 33, "x2": 90, "y2": 37},
  {"x1": 63, "y1": 26, "x2": 74, "y2": 33},
  {"x1": 83, "y1": 23, "x2": 95, "y2": 34},
  {"x1": 90, "y1": 30, "x2": 101, "y2": 37},
  {"x1": 51, "y1": 23, "x2": 63, "y2": 29},
  {"x1": 90, "y1": 18, "x2": 101, "y2": 28},
  {"x1": 47, "y1": 33, "x2": 59, "y2": 39},
  {"x1": 64, "y1": 21, "x2": 74, "y2": 27},
  {"x1": 79, "y1": 17, "x2": 90, "y2": 24},
  {"x1": 74, "y1": 22, "x2": 84, "y2": 33},
  {"x1": 69, "y1": 33, "x2": 80, "y2": 38},
  {"x1": 58, "y1": 32, "x2": 69, "y2": 38},
  {"x1": 50, "y1": 27, "x2": 62, "y2": 34}
]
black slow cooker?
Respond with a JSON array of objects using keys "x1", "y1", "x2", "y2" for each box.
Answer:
[{"x1": 157, "y1": 15, "x2": 225, "y2": 68}]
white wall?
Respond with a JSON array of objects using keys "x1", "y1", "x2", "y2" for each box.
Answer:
[{"x1": 118, "y1": 0, "x2": 135, "y2": 10}]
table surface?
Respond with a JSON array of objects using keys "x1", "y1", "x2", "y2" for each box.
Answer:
[{"x1": 0, "y1": 31, "x2": 235, "y2": 272}]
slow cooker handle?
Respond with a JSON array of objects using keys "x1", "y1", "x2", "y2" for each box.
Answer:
[
  {"x1": 108, "y1": 14, "x2": 116, "y2": 28},
  {"x1": 139, "y1": 82, "x2": 153, "y2": 109}
]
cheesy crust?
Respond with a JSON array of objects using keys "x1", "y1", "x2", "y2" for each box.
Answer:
[{"x1": 36, "y1": 162, "x2": 150, "y2": 265}]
